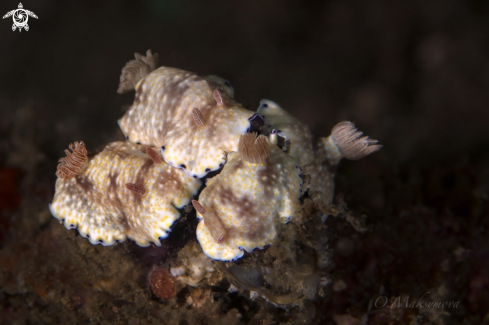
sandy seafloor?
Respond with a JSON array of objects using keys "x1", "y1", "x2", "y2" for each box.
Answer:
[{"x1": 0, "y1": 1, "x2": 488, "y2": 324}]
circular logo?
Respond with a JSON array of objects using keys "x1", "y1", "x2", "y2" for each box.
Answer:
[{"x1": 13, "y1": 9, "x2": 28, "y2": 28}]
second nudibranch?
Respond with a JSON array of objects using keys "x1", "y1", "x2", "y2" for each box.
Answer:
[
  {"x1": 50, "y1": 141, "x2": 201, "y2": 247},
  {"x1": 117, "y1": 50, "x2": 263, "y2": 179},
  {"x1": 193, "y1": 132, "x2": 302, "y2": 261},
  {"x1": 257, "y1": 99, "x2": 382, "y2": 204}
]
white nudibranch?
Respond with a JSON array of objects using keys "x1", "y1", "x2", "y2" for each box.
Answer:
[
  {"x1": 50, "y1": 141, "x2": 201, "y2": 247},
  {"x1": 193, "y1": 133, "x2": 302, "y2": 261},
  {"x1": 118, "y1": 65, "x2": 263, "y2": 178}
]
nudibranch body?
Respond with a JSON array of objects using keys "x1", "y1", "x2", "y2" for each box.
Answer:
[
  {"x1": 257, "y1": 99, "x2": 315, "y2": 167},
  {"x1": 194, "y1": 133, "x2": 302, "y2": 261},
  {"x1": 256, "y1": 99, "x2": 382, "y2": 205},
  {"x1": 50, "y1": 141, "x2": 201, "y2": 247},
  {"x1": 118, "y1": 63, "x2": 262, "y2": 178}
]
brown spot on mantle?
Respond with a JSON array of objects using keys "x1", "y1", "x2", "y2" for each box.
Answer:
[{"x1": 211, "y1": 186, "x2": 270, "y2": 242}]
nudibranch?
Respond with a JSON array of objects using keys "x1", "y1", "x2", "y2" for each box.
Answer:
[
  {"x1": 50, "y1": 141, "x2": 201, "y2": 246},
  {"x1": 255, "y1": 99, "x2": 381, "y2": 203},
  {"x1": 117, "y1": 52, "x2": 262, "y2": 178},
  {"x1": 257, "y1": 99, "x2": 315, "y2": 166},
  {"x1": 193, "y1": 132, "x2": 302, "y2": 261}
]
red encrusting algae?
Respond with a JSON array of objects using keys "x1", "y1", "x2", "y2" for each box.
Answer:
[{"x1": 150, "y1": 267, "x2": 176, "y2": 300}]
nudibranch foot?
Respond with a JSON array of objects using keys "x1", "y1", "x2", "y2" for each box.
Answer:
[{"x1": 117, "y1": 49, "x2": 159, "y2": 94}]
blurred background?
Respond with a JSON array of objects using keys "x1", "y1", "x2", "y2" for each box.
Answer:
[{"x1": 0, "y1": 0, "x2": 488, "y2": 324}]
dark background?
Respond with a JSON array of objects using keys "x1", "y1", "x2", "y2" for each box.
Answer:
[{"x1": 0, "y1": 0, "x2": 488, "y2": 324}]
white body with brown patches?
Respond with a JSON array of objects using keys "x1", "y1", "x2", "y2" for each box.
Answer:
[
  {"x1": 257, "y1": 99, "x2": 315, "y2": 167},
  {"x1": 50, "y1": 142, "x2": 201, "y2": 247},
  {"x1": 194, "y1": 136, "x2": 302, "y2": 261},
  {"x1": 118, "y1": 67, "x2": 258, "y2": 178}
]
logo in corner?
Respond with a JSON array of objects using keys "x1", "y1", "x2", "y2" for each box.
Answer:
[{"x1": 3, "y1": 3, "x2": 38, "y2": 32}]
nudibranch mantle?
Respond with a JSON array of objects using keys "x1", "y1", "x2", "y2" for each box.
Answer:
[
  {"x1": 50, "y1": 141, "x2": 201, "y2": 247},
  {"x1": 118, "y1": 66, "x2": 261, "y2": 178},
  {"x1": 194, "y1": 133, "x2": 302, "y2": 261}
]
